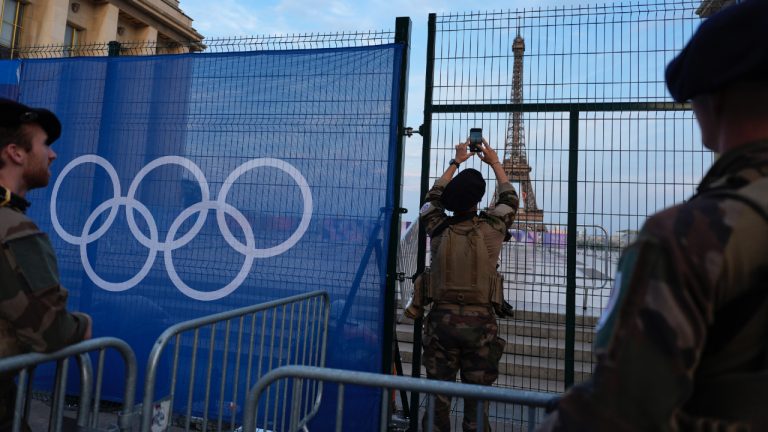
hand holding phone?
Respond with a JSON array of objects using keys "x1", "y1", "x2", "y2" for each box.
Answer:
[{"x1": 469, "y1": 128, "x2": 483, "y2": 153}]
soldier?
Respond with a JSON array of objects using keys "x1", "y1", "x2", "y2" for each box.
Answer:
[
  {"x1": 537, "y1": 0, "x2": 768, "y2": 430},
  {"x1": 0, "y1": 99, "x2": 92, "y2": 428},
  {"x1": 419, "y1": 137, "x2": 518, "y2": 432}
]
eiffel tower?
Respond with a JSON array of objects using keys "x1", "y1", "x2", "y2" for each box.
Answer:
[{"x1": 500, "y1": 31, "x2": 546, "y2": 232}]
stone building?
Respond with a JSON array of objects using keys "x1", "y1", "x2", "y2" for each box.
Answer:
[
  {"x1": 697, "y1": 0, "x2": 739, "y2": 16},
  {"x1": 0, "y1": 0, "x2": 203, "y2": 57}
]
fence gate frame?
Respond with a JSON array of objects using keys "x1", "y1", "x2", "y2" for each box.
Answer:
[{"x1": 410, "y1": 10, "x2": 692, "y2": 431}]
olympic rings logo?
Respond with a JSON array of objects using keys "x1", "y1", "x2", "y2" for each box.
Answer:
[{"x1": 50, "y1": 155, "x2": 313, "y2": 301}]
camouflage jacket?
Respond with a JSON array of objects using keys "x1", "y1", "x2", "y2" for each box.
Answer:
[
  {"x1": 419, "y1": 177, "x2": 519, "y2": 285},
  {"x1": 539, "y1": 141, "x2": 768, "y2": 432},
  {"x1": 0, "y1": 195, "x2": 88, "y2": 358}
]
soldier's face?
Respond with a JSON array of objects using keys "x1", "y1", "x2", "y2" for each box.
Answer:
[
  {"x1": 692, "y1": 96, "x2": 718, "y2": 153},
  {"x1": 21, "y1": 124, "x2": 56, "y2": 190}
]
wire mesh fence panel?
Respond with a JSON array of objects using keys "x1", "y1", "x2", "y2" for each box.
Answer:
[
  {"x1": 415, "y1": 1, "x2": 710, "y2": 408},
  {"x1": 0, "y1": 23, "x2": 407, "y2": 432},
  {"x1": 11, "y1": 32, "x2": 397, "y2": 58}
]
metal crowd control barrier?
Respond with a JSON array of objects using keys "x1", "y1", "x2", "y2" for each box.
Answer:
[
  {"x1": 141, "y1": 290, "x2": 330, "y2": 432},
  {"x1": 244, "y1": 365, "x2": 557, "y2": 432},
  {"x1": 0, "y1": 337, "x2": 137, "y2": 432}
]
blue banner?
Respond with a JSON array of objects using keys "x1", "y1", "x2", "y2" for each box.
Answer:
[
  {"x1": 10, "y1": 44, "x2": 403, "y2": 430},
  {"x1": 0, "y1": 59, "x2": 19, "y2": 99}
]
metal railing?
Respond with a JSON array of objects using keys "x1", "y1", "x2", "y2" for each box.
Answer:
[
  {"x1": 0, "y1": 337, "x2": 137, "y2": 432},
  {"x1": 243, "y1": 365, "x2": 557, "y2": 432},
  {"x1": 140, "y1": 291, "x2": 330, "y2": 432}
]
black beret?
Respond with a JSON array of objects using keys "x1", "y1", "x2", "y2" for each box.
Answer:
[
  {"x1": 441, "y1": 168, "x2": 486, "y2": 212},
  {"x1": 0, "y1": 98, "x2": 61, "y2": 145},
  {"x1": 665, "y1": 0, "x2": 768, "y2": 103}
]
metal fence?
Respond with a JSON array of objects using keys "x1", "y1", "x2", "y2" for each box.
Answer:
[
  {"x1": 403, "y1": 2, "x2": 710, "y2": 428},
  {"x1": 4, "y1": 20, "x2": 411, "y2": 431},
  {"x1": 244, "y1": 365, "x2": 556, "y2": 432},
  {"x1": 0, "y1": 4, "x2": 721, "y2": 428},
  {"x1": 0, "y1": 337, "x2": 137, "y2": 432},
  {"x1": 10, "y1": 31, "x2": 398, "y2": 58},
  {"x1": 140, "y1": 290, "x2": 329, "y2": 432}
]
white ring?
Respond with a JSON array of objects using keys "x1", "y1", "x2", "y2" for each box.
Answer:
[
  {"x1": 50, "y1": 155, "x2": 313, "y2": 301},
  {"x1": 51, "y1": 155, "x2": 121, "y2": 244},
  {"x1": 80, "y1": 197, "x2": 159, "y2": 292},
  {"x1": 164, "y1": 201, "x2": 255, "y2": 301},
  {"x1": 217, "y1": 158, "x2": 313, "y2": 258},
  {"x1": 126, "y1": 156, "x2": 210, "y2": 252}
]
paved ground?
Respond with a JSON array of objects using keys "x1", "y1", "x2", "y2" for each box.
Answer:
[{"x1": 22, "y1": 397, "x2": 121, "y2": 432}]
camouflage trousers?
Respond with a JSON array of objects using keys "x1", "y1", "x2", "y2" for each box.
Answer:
[{"x1": 421, "y1": 308, "x2": 505, "y2": 432}]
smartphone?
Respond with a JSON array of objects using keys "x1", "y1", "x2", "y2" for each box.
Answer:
[{"x1": 469, "y1": 128, "x2": 483, "y2": 152}]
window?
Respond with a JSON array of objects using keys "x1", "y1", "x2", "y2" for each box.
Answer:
[
  {"x1": 0, "y1": 0, "x2": 21, "y2": 58},
  {"x1": 63, "y1": 24, "x2": 79, "y2": 57}
]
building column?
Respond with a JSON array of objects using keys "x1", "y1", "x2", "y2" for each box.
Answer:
[
  {"x1": 19, "y1": 0, "x2": 69, "y2": 47},
  {"x1": 135, "y1": 25, "x2": 158, "y2": 44},
  {"x1": 86, "y1": 2, "x2": 119, "y2": 44}
]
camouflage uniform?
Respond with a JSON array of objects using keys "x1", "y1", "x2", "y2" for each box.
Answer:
[
  {"x1": 419, "y1": 177, "x2": 518, "y2": 432},
  {"x1": 538, "y1": 141, "x2": 768, "y2": 431},
  {"x1": 0, "y1": 193, "x2": 89, "y2": 425}
]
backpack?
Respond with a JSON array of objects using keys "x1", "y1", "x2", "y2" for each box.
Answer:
[
  {"x1": 404, "y1": 216, "x2": 514, "y2": 319},
  {"x1": 429, "y1": 218, "x2": 494, "y2": 306}
]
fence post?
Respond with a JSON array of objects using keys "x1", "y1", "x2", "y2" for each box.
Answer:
[
  {"x1": 381, "y1": 15, "x2": 412, "y2": 428},
  {"x1": 565, "y1": 110, "x2": 579, "y2": 389},
  {"x1": 108, "y1": 41, "x2": 121, "y2": 57}
]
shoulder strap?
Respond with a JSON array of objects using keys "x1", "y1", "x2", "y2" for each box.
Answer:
[{"x1": 694, "y1": 177, "x2": 768, "y2": 222}]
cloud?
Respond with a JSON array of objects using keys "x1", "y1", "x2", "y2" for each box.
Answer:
[
  {"x1": 270, "y1": 0, "x2": 379, "y2": 33},
  {"x1": 183, "y1": 0, "x2": 266, "y2": 36},
  {"x1": 183, "y1": 0, "x2": 591, "y2": 37}
]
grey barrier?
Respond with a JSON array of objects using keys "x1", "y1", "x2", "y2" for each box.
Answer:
[
  {"x1": 0, "y1": 337, "x2": 137, "y2": 432},
  {"x1": 396, "y1": 220, "x2": 419, "y2": 312},
  {"x1": 244, "y1": 365, "x2": 557, "y2": 432},
  {"x1": 141, "y1": 290, "x2": 330, "y2": 432}
]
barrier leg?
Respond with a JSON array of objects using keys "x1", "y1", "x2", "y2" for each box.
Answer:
[
  {"x1": 76, "y1": 353, "x2": 93, "y2": 428},
  {"x1": 12, "y1": 370, "x2": 28, "y2": 432},
  {"x1": 51, "y1": 358, "x2": 70, "y2": 432}
]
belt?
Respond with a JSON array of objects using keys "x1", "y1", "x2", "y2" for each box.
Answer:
[{"x1": 433, "y1": 303, "x2": 493, "y2": 314}]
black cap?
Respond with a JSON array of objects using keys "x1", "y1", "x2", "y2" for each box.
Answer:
[
  {"x1": 665, "y1": 0, "x2": 768, "y2": 103},
  {"x1": 441, "y1": 168, "x2": 486, "y2": 212},
  {"x1": 0, "y1": 98, "x2": 62, "y2": 145}
]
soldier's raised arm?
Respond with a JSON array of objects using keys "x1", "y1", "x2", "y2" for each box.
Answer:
[{"x1": 479, "y1": 139, "x2": 518, "y2": 230}]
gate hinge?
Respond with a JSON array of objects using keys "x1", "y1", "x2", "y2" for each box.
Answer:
[
  {"x1": 403, "y1": 125, "x2": 425, "y2": 137},
  {"x1": 390, "y1": 272, "x2": 406, "y2": 282}
]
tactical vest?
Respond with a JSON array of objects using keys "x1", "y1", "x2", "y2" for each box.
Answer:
[{"x1": 429, "y1": 218, "x2": 497, "y2": 306}]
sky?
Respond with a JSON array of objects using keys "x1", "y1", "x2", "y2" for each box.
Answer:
[{"x1": 178, "y1": 0, "x2": 592, "y2": 222}]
